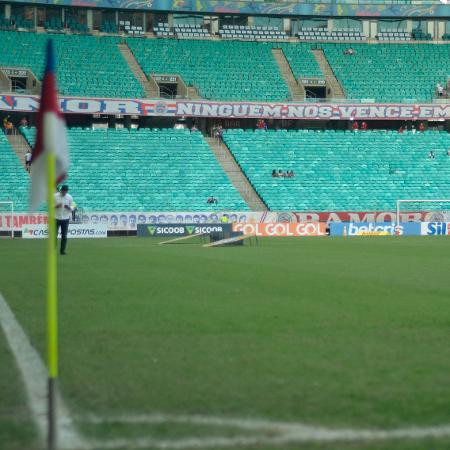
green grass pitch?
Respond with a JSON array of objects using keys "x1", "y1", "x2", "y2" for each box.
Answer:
[{"x1": 1, "y1": 236, "x2": 450, "y2": 450}]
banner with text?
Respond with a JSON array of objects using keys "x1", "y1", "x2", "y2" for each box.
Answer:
[
  {"x1": 3, "y1": 211, "x2": 450, "y2": 232},
  {"x1": 420, "y1": 222, "x2": 450, "y2": 236},
  {"x1": 233, "y1": 222, "x2": 326, "y2": 237},
  {"x1": 330, "y1": 222, "x2": 421, "y2": 236},
  {"x1": 137, "y1": 223, "x2": 232, "y2": 237},
  {"x1": 22, "y1": 223, "x2": 107, "y2": 239},
  {"x1": 1, "y1": 95, "x2": 449, "y2": 120}
]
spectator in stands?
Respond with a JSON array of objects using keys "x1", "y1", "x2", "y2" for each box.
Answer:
[
  {"x1": 207, "y1": 195, "x2": 218, "y2": 205},
  {"x1": 191, "y1": 124, "x2": 198, "y2": 132},
  {"x1": 447, "y1": 148, "x2": 450, "y2": 157},
  {"x1": 256, "y1": 119, "x2": 268, "y2": 130},
  {"x1": 411, "y1": 124, "x2": 416, "y2": 134},
  {"x1": 419, "y1": 122, "x2": 426, "y2": 132},
  {"x1": 361, "y1": 121, "x2": 368, "y2": 131},
  {"x1": 351, "y1": 120, "x2": 359, "y2": 132},
  {"x1": 25, "y1": 150, "x2": 32, "y2": 173},
  {"x1": 343, "y1": 48, "x2": 356, "y2": 56},
  {"x1": 278, "y1": 169, "x2": 284, "y2": 177},
  {"x1": 398, "y1": 126, "x2": 405, "y2": 133},
  {"x1": 272, "y1": 169, "x2": 278, "y2": 177},
  {"x1": 20, "y1": 117, "x2": 28, "y2": 127},
  {"x1": 436, "y1": 81, "x2": 445, "y2": 97},
  {"x1": 428, "y1": 151, "x2": 435, "y2": 159},
  {"x1": 3, "y1": 116, "x2": 13, "y2": 135}
]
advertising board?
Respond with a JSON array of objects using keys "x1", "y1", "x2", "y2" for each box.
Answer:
[
  {"x1": 420, "y1": 222, "x2": 450, "y2": 236},
  {"x1": 3, "y1": 211, "x2": 449, "y2": 232},
  {"x1": 329, "y1": 222, "x2": 421, "y2": 236},
  {"x1": 232, "y1": 222, "x2": 326, "y2": 237},
  {"x1": 22, "y1": 223, "x2": 107, "y2": 239},
  {"x1": 137, "y1": 223, "x2": 232, "y2": 237}
]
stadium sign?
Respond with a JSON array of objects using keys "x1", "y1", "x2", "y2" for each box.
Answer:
[
  {"x1": 137, "y1": 223, "x2": 232, "y2": 237},
  {"x1": 1, "y1": 95, "x2": 449, "y2": 120},
  {"x1": 420, "y1": 222, "x2": 450, "y2": 235},
  {"x1": 233, "y1": 222, "x2": 326, "y2": 237},
  {"x1": 329, "y1": 222, "x2": 421, "y2": 236},
  {"x1": 21, "y1": 223, "x2": 107, "y2": 238},
  {"x1": 3, "y1": 211, "x2": 449, "y2": 232}
]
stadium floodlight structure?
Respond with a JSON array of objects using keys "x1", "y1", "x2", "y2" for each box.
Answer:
[
  {"x1": 396, "y1": 199, "x2": 450, "y2": 226},
  {"x1": 0, "y1": 201, "x2": 14, "y2": 239}
]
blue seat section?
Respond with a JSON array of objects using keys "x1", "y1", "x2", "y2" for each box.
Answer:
[
  {"x1": 320, "y1": 43, "x2": 450, "y2": 102},
  {"x1": 0, "y1": 30, "x2": 144, "y2": 98},
  {"x1": 21, "y1": 127, "x2": 248, "y2": 212},
  {"x1": 223, "y1": 129, "x2": 450, "y2": 211},
  {"x1": 127, "y1": 38, "x2": 292, "y2": 101},
  {"x1": 0, "y1": 133, "x2": 30, "y2": 211}
]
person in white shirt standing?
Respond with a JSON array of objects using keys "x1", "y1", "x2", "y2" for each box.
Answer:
[{"x1": 55, "y1": 184, "x2": 73, "y2": 255}]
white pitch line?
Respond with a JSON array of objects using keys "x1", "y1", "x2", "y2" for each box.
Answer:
[
  {"x1": 84, "y1": 413, "x2": 450, "y2": 447},
  {"x1": 0, "y1": 293, "x2": 87, "y2": 450}
]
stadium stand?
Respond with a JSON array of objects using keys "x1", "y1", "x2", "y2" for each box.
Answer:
[
  {"x1": 298, "y1": 28, "x2": 366, "y2": 41},
  {"x1": 320, "y1": 43, "x2": 450, "y2": 101},
  {"x1": 223, "y1": 129, "x2": 450, "y2": 211},
  {"x1": 100, "y1": 20, "x2": 118, "y2": 34},
  {"x1": 0, "y1": 132, "x2": 29, "y2": 211},
  {"x1": 219, "y1": 25, "x2": 288, "y2": 40},
  {"x1": 0, "y1": 28, "x2": 447, "y2": 102},
  {"x1": 376, "y1": 30, "x2": 411, "y2": 41},
  {"x1": 153, "y1": 22, "x2": 174, "y2": 37},
  {"x1": 279, "y1": 43, "x2": 324, "y2": 80},
  {"x1": 20, "y1": 127, "x2": 248, "y2": 212},
  {"x1": 411, "y1": 28, "x2": 432, "y2": 41},
  {"x1": 0, "y1": 30, "x2": 144, "y2": 98},
  {"x1": 127, "y1": 38, "x2": 291, "y2": 101},
  {"x1": 174, "y1": 23, "x2": 210, "y2": 38}
]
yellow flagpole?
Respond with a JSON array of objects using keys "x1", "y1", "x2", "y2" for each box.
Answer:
[{"x1": 46, "y1": 151, "x2": 58, "y2": 450}]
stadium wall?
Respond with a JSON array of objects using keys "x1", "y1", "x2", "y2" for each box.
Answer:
[{"x1": 4, "y1": 0, "x2": 450, "y2": 17}]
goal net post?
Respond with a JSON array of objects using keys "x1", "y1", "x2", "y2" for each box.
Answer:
[
  {"x1": 0, "y1": 201, "x2": 15, "y2": 239},
  {"x1": 396, "y1": 199, "x2": 450, "y2": 225}
]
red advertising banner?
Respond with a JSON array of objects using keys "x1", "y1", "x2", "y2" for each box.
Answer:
[{"x1": 233, "y1": 222, "x2": 326, "y2": 237}]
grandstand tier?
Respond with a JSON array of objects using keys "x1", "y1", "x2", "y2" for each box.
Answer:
[
  {"x1": 0, "y1": 31, "x2": 144, "y2": 98},
  {"x1": 223, "y1": 129, "x2": 450, "y2": 211},
  {"x1": 0, "y1": 133, "x2": 30, "y2": 211},
  {"x1": 0, "y1": 29, "x2": 449, "y2": 102},
  {"x1": 20, "y1": 127, "x2": 248, "y2": 212}
]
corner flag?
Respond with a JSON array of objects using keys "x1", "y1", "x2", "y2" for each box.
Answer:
[
  {"x1": 29, "y1": 39, "x2": 69, "y2": 210},
  {"x1": 28, "y1": 39, "x2": 69, "y2": 450}
]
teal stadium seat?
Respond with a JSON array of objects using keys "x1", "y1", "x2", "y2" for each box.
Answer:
[
  {"x1": 20, "y1": 127, "x2": 248, "y2": 212},
  {"x1": 0, "y1": 30, "x2": 144, "y2": 98},
  {"x1": 0, "y1": 133, "x2": 30, "y2": 211},
  {"x1": 223, "y1": 129, "x2": 450, "y2": 211}
]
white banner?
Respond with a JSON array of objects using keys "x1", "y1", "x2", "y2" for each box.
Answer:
[
  {"x1": 22, "y1": 223, "x2": 107, "y2": 239},
  {"x1": 0, "y1": 94, "x2": 449, "y2": 120}
]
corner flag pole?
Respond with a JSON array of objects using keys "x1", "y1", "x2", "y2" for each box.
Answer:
[
  {"x1": 47, "y1": 151, "x2": 58, "y2": 450},
  {"x1": 29, "y1": 39, "x2": 69, "y2": 450}
]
